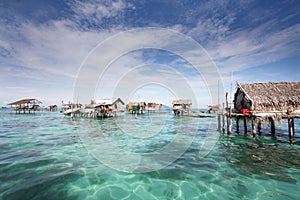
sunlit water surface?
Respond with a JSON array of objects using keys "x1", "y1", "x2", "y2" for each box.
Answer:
[{"x1": 0, "y1": 109, "x2": 299, "y2": 199}]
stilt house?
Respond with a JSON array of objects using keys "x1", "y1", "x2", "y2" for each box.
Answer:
[
  {"x1": 233, "y1": 82, "x2": 300, "y2": 116},
  {"x1": 172, "y1": 99, "x2": 192, "y2": 116}
]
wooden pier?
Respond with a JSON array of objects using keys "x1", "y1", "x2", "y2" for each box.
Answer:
[{"x1": 220, "y1": 82, "x2": 300, "y2": 144}]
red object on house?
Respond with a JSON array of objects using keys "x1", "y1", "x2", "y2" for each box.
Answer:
[{"x1": 241, "y1": 109, "x2": 249, "y2": 115}]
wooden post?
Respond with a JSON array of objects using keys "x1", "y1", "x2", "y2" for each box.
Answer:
[
  {"x1": 288, "y1": 117, "x2": 294, "y2": 144},
  {"x1": 236, "y1": 116, "x2": 240, "y2": 133},
  {"x1": 218, "y1": 114, "x2": 221, "y2": 132},
  {"x1": 252, "y1": 117, "x2": 256, "y2": 137},
  {"x1": 243, "y1": 116, "x2": 247, "y2": 134},
  {"x1": 222, "y1": 103, "x2": 225, "y2": 133},
  {"x1": 228, "y1": 116, "x2": 232, "y2": 135},
  {"x1": 268, "y1": 117, "x2": 275, "y2": 135},
  {"x1": 226, "y1": 92, "x2": 231, "y2": 135},
  {"x1": 257, "y1": 118, "x2": 262, "y2": 133}
]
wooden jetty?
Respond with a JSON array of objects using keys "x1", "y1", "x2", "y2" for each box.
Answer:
[
  {"x1": 220, "y1": 82, "x2": 300, "y2": 144},
  {"x1": 7, "y1": 98, "x2": 42, "y2": 114},
  {"x1": 172, "y1": 99, "x2": 192, "y2": 116}
]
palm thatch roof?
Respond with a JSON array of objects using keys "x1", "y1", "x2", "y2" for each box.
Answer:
[{"x1": 234, "y1": 82, "x2": 300, "y2": 112}]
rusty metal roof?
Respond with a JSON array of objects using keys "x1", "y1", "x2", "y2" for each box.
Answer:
[{"x1": 8, "y1": 99, "x2": 42, "y2": 105}]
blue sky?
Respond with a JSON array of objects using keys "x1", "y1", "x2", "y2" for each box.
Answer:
[{"x1": 0, "y1": 0, "x2": 299, "y2": 107}]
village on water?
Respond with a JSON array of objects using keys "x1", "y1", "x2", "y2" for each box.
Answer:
[{"x1": 4, "y1": 81, "x2": 300, "y2": 144}]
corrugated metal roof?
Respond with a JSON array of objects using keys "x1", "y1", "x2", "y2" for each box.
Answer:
[
  {"x1": 8, "y1": 99, "x2": 42, "y2": 105},
  {"x1": 94, "y1": 98, "x2": 124, "y2": 106},
  {"x1": 172, "y1": 99, "x2": 192, "y2": 105}
]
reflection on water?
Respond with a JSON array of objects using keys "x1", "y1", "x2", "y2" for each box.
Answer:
[{"x1": 0, "y1": 110, "x2": 299, "y2": 199}]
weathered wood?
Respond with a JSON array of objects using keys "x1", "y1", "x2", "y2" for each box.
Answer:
[
  {"x1": 218, "y1": 114, "x2": 221, "y2": 132},
  {"x1": 228, "y1": 116, "x2": 232, "y2": 135},
  {"x1": 236, "y1": 116, "x2": 240, "y2": 133},
  {"x1": 268, "y1": 117, "x2": 276, "y2": 134},
  {"x1": 226, "y1": 92, "x2": 231, "y2": 135},
  {"x1": 252, "y1": 117, "x2": 256, "y2": 137},
  {"x1": 222, "y1": 103, "x2": 225, "y2": 133},
  {"x1": 257, "y1": 118, "x2": 262, "y2": 133},
  {"x1": 243, "y1": 116, "x2": 247, "y2": 134},
  {"x1": 288, "y1": 117, "x2": 294, "y2": 144}
]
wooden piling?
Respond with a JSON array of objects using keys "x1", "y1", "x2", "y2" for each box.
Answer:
[
  {"x1": 288, "y1": 117, "x2": 294, "y2": 144},
  {"x1": 252, "y1": 117, "x2": 256, "y2": 137},
  {"x1": 268, "y1": 117, "x2": 276, "y2": 135},
  {"x1": 217, "y1": 114, "x2": 221, "y2": 132},
  {"x1": 257, "y1": 118, "x2": 262, "y2": 133},
  {"x1": 236, "y1": 116, "x2": 240, "y2": 133},
  {"x1": 226, "y1": 92, "x2": 231, "y2": 135},
  {"x1": 228, "y1": 117, "x2": 232, "y2": 135},
  {"x1": 243, "y1": 116, "x2": 247, "y2": 134},
  {"x1": 222, "y1": 103, "x2": 225, "y2": 133}
]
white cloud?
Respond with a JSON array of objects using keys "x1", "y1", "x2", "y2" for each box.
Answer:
[
  {"x1": 182, "y1": 13, "x2": 300, "y2": 74},
  {"x1": 69, "y1": 0, "x2": 131, "y2": 27},
  {"x1": 1, "y1": 0, "x2": 299, "y2": 107}
]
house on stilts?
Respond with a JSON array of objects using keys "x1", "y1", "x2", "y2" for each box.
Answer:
[
  {"x1": 147, "y1": 102, "x2": 162, "y2": 112},
  {"x1": 229, "y1": 81, "x2": 300, "y2": 143},
  {"x1": 172, "y1": 99, "x2": 192, "y2": 116},
  {"x1": 126, "y1": 102, "x2": 146, "y2": 114},
  {"x1": 8, "y1": 98, "x2": 42, "y2": 114},
  {"x1": 82, "y1": 98, "x2": 125, "y2": 118}
]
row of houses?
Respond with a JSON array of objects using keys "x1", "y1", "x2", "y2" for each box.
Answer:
[
  {"x1": 61, "y1": 99, "x2": 167, "y2": 118},
  {"x1": 7, "y1": 81, "x2": 300, "y2": 119}
]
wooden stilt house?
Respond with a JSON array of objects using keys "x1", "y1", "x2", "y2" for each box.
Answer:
[
  {"x1": 172, "y1": 99, "x2": 192, "y2": 116},
  {"x1": 147, "y1": 102, "x2": 162, "y2": 112},
  {"x1": 8, "y1": 98, "x2": 42, "y2": 114},
  {"x1": 127, "y1": 102, "x2": 146, "y2": 114},
  {"x1": 232, "y1": 82, "x2": 300, "y2": 142},
  {"x1": 233, "y1": 82, "x2": 300, "y2": 116}
]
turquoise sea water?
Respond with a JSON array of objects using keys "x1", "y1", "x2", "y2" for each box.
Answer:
[{"x1": 0, "y1": 109, "x2": 300, "y2": 200}]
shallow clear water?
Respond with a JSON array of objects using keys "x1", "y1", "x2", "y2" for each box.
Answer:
[{"x1": 0, "y1": 109, "x2": 299, "y2": 199}]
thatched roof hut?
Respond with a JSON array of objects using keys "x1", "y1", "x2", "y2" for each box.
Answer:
[{"x1": 234, "y1": 82, "x2": 300, "y2": 114}]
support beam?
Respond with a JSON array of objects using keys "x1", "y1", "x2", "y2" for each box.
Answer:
[
  {"x1": 268, "y1": 117, "x2": 276, "y2": 135},
  {"x1": 222, "y1": 103, "x2": 225, "y2": 133},
  {"x1": 252, "y1": 117, "x2": 256, "y2": 137},
  {"x1": 227, "y1": 116, "x2": 232, "y2": 135},
  {"x1": 225, "y1": 92, "x2": 231, "y2": 135},
  {"x1": 236, "y1": 116, "x2": 240, "y2": 133},
  {"x1": 217, "y1": 114, "x2": 221, "y2": 132},
  {"x1": 243, "y1": 116, "x2": 247, "y2": 134},
  {"x1": 257, "y1": 119, "x2": 262, "y2": 133},
  {"x1": 288, "y1": 117, "x2": 294, "y2": 144}
]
